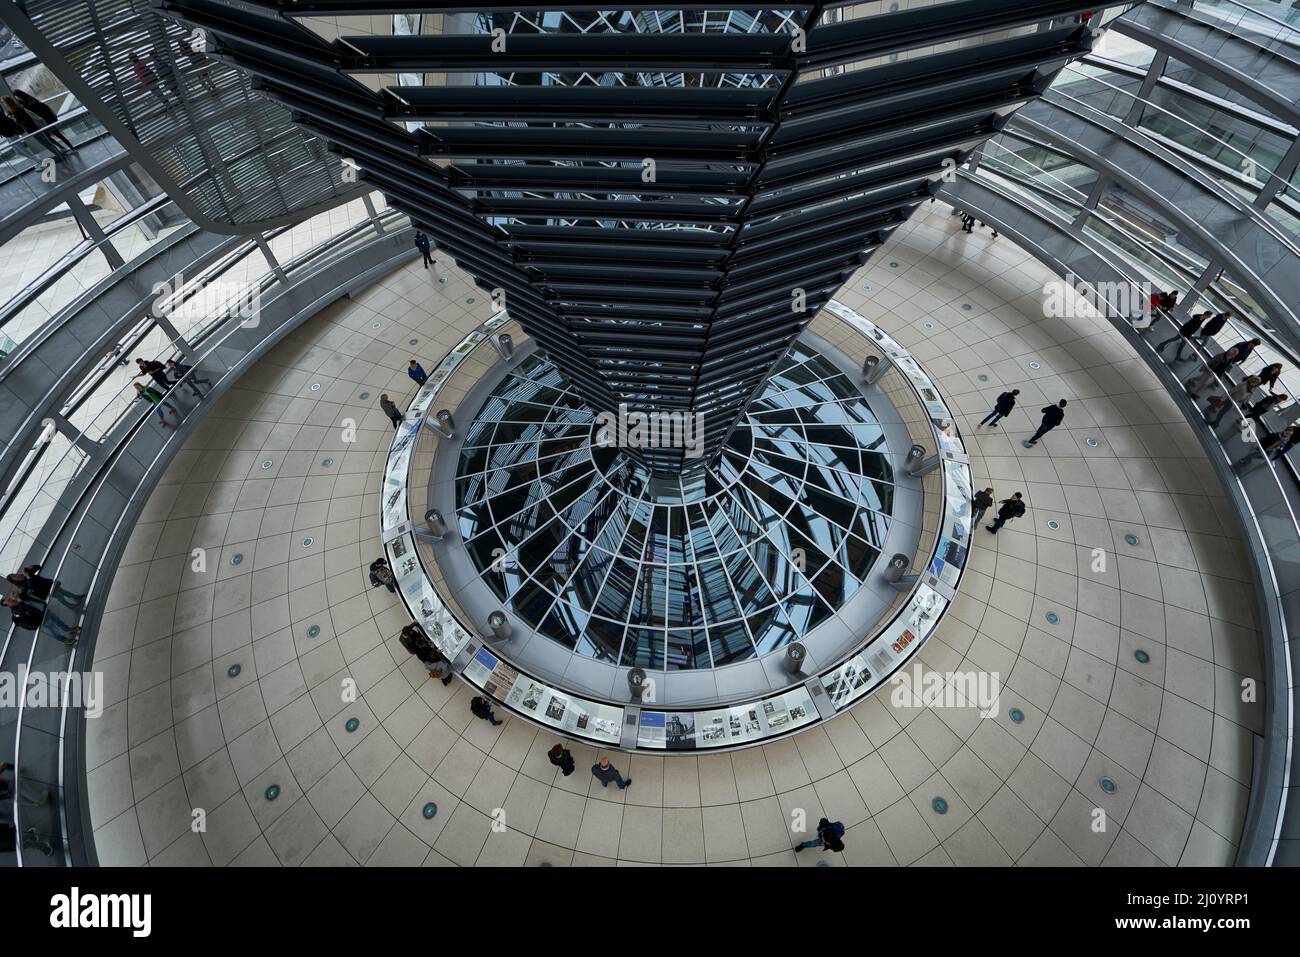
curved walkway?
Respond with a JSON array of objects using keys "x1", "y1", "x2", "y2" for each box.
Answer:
[{"x1": 85, "y1": 201, "x2": 1262, "y2": 866}]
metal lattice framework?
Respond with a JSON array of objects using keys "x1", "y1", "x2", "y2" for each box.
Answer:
[{"x1": 156, "y1": 0, "x2": 1114, "y2": 470}]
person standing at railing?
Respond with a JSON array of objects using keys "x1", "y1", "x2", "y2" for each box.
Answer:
[
  {"x1": 380, "y1": 393, "x2": 403, "y2": 428},
  {"x1": 3, "y1": 591, "x2": 79, "y2": 644},
  {"x1": 408, "y1": 360, "x2": 428, "y2": 385},
  {"x1": 0, "y1": 110, "x2": 42, "y2": 165},
  {"x1": 132, "y1": 381, "x2": 178, "y2": 427},
  {"x1": 12, "y1": 90, "x2": 74, "y2": 153},
  {"x1": 0, "y1": 95, "x2": 69, "y2": 161}
]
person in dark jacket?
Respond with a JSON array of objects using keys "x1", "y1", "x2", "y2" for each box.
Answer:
[
  {"x1": 1271, "y1": 426, "x2": 1298, "y2": 461},
  {"x1": 1185, "y1": 347, "x2": 1239, "y2": 398},
  {"x1": 13, "y1": 90, "x2": 74, "y2": 152},
  {"x1": 414, "y1": 230, "x2": 433, "y2": 268},
  {"x1": 987, "y1": 492, "x2": 1025, "y2": 534},
  {"x1": 971, "y1": 488, "x2": 994, "y2": 528},
  {"x1": 795, "y1": 817, "x2": 846, "y2": 853},
  {"x1": 591, "y1": 755, "x2": 630, "y2": 789},
  {"x1": 1259, "y1": 363, "x2": 1283, "y2": 392},
  {"x1": 1193, "y1": 312, "x2": 1229, "y2": 348},
  {"x1": 380, "y1": 394, "x2": 403, "y2": 429},
  {"x1": 1244, "y1": 394, "x2": 1288, "y2": 424},
  {"x1": 0, "y1": 111, "x2": 42, "y2": 164},
  {"x1": 7, "y1": 563, "x2": 85, "y2": 607},
  {"x1": 408, "y1": 360, "x2": 427, "y2": 386},
  {"x1": 1156, "y1": 312, "x2": 1207, "y2": 360},
  {"x1": 135, "y1": 357, "x2": 173, "y2": 391},
  {"x1": 1235, "y1": 426, "x2": 1294, "y2": 470},
  {"x1": 1025, "y1": 400, "x2": 1066, "y2": 446},
  {"x1": 1226, "y1": 338, "x2": 1261, "y2": 365},
  {"x1": 400, "y1": 623, "x2": 454, "y2": 685},
  {"x1": 369, "y1": 557, "x2": 396, "y2": 593},
  {"x1": 471, "y1": 695, "x2": 503, "y2": 726},
  {"x1": 1, "y1": 95, "x2": 69, "y2": 159},
  {"x1": 3, "y1": 591, "x2": 78, "y2": 644},
  {"x1": 166, "y1": 358, "x2": 212, "y2": 397},
  {"x1": 548, "y1": 744, "x2": 576, "y2": 776},
  {"x1": 978, "y1": 389, "x2": 1019, "y2": 428}
]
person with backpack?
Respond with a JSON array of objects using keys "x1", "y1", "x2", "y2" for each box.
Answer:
[
  {"x1": 977, "y1": 388, "x2": 1019, "y2": 428},
  {"x1": 400, "y1": 623, "x2": 454, "y2": 685},
  {"x1": 795, "y1": 817, "x2": 845, "y2": 853},
  {"x1": 548, "y1": 744, "x2": 576, "y2": 776},
  {"x1": 971, "y1": 488, "x2": 994, "y2": 529},
  {"x1": 369, "y1": 557, "x2": 396, "y2": 594},
  {"x1": 986, "y1": 492, "x2": 1025, "y2": 534},
  {"x1": 1025, "y1": 399, "x2": 1066, "y2": 447},
  {"x1": 471, "y1": 695, "x2": 503, "y2": 726}
]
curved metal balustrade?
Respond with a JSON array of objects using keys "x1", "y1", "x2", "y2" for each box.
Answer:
[{"x1": 0, "y1": 211, "x2": 413, "y2": 866}]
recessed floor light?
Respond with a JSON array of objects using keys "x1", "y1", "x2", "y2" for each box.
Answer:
[
  {"x1": 261, "y1": 460, "x2": 273, "y2": 469},
  {"x1": 932, "y1": 797, "x2": 949, "y2": 814},
  {"x1": 265, "y1": 785, "x2": 281, "y2": 801},
  {"x1": 1047, "y1": 520, "x2": 1059, "y2": 530},
  {"x1": 423, "y1": 802, "x2": 438, "y2": 819},
  {"x1": 1099, "y1": 777, "x2": 1117, "y2": 794},
  {"x1": 310, "y1": 382, "x2": 321, "y2": 391},
  {"x1": 1009, "y1": 708, "x2": 1024, "y2": 723},
  {"x1": 307, "y1": 624, "x2": 320, "y2": 638},
  {"x1": 1028, "y1": 361, "x2": 1041, "y2": 369},
  {"x1": 1045, "y1": 612, "x2": 1060, "y2": 624},
  {"x1": 345, "y1": 717, "x2": 359, "y2": 733},
  {"x1": 1125, "y1": 533, "x2": 1139, "y2": 545},
  {"x1": 1135, "y1": 649, "x2": 1150, "y2": 664},
  {"x1": 227, "y1": 664, "x2": 241, "y2": 678},
  {"x1": 230, "y1": 553, "x2": 243, "y2": 565}
]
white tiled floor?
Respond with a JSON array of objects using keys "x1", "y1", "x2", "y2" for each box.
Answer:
[{"x1": 87, "y1": 202, "x2": 1262, "y2": 866}]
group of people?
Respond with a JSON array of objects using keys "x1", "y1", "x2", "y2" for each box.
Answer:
[
  {"x1": 1147, "y1": 291, "x2": 1295, "y2": 469},
  {"x1": 1, "y1": 90, "x2": 75, "y2": 167},
  {"x1": 975, "y1": 387, "x2": 1069, "y2": 447},
  {"x1": 132, "y1": 356, "x2": 211, "y2": 427},
  {"x1": 377, "y1": 361, "x2": 430, "y2": 430},
  {"x1": 2, "y1": 563, "x2": 85, "y2": 646}
]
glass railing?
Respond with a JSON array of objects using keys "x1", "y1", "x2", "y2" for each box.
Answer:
[{"x1": 1182, "y1": 0, "x2": 1300, "y2": 55}]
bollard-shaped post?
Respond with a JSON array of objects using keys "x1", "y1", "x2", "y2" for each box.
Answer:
[
  {"x1": 434, "y1": 409, "x2": 455, "y2": 438},
  {"x1": 883, "y1": 553, "x2": 920, "y2": 591},
  {"x1": 488, "y1": 610, "x2": 511, "y2": 641},
  {"x1": 784, "y1": 642, "x2": 807, "y2": 675},
  {"x1": 425, "y1": 508, "x2": 448, "y2": 541}
]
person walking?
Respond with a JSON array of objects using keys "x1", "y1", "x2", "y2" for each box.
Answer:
[
  {"x1": 369, "y1": 557, "x2": 397, "y2": 594},
  {"x1": 470, "y1": 695, "x2": 503, "y2": 726},
  {"x1": 1271, "y1": 425, "x2": 1298, "y2": 461},
  {"x1": 414, "y1": 230, "x2": 433, "y2": 268},
  {"x1": 1259, "y1": 363, "x2": 1283, "y2": 392},
  {"x1": 978, "y1": 388, "x2": 1019, "y2": 428},
  {"x1": 1156, "y1": 312, "x2": 1206, "y2": 360},
  {"x1": 1235, "y1": 426, "x2": 1294, "y2": 470},
  {"x1": 0, "y1": 110, "x2": 43, "y2": 165},
  {"x1": 408, "y1": 360, "x2": 427, "y2": 386},
  {"x1": 795, "y1": 817, "x2": 846, "y2": 854},
  {"x1": 1193, "y1": 312, "x2": 1229, "y2": 349},
  {"x1": 166, "y1": 358, "x2": 212, "y2": 397},
  {"x1": 1226, "y1": 337, "x2": 1262, "y2": 365},
  {"x1": 4, "y1": 591, "x2": 79, "y2": 644},
  {"x1": 591, "y1": 755, "x2": 630, "y2": 790},
  {"x1": 548, "y1": 744, "x2": 576, "y2": 776},
  {"x1": 1244, "y1": 394, "x2": 1288, "y2": 425},
  {"x1": 130, "y1": 51, "x2": 179, "y2": 108},
  {"x1": 133, "y1": 381, "x2": 179, "y2": 427},
  {"x1": 1185, "y1": 347, "x2": 1239, "y2": 399},
  {"x1": 13, "y1": 90, "x2": 75, "y2": 153},
  {"x1": 971, "y1": 487, "x2": 994, "y2": 528},
  {"x1": 380, "y1": 394, "x2": 403, "y2": 429},
  {"x1": 1205, "y1": 376, "x2": 1260, "y2": 428},
  {"x1": 135, "y1": 357, "x2": 173, "y2": 392},
  {"x1": 986, "y1": 492, "x2": 1025, "y2": 534},
  {"x1": 1, "y1": 95, "x2": 69, "y2": 160},
  {"x1": 1025, "y1": 399, "x2": 1066, "y2": 447}
]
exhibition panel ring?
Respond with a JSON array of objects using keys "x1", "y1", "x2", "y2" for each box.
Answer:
[{"x1": 381, "y1": 300, "x2": 975, "y2": 752}]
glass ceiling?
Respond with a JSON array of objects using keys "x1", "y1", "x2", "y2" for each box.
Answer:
[{"x1": 455, "y1": 343, "x2": 895, "y2": 672}]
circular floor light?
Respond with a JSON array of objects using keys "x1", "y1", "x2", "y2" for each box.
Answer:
[
  {"x1": 265, "y1": 784, "x2": 281, "y2": 801},
  {"x1": 977, "y1": 374, "x2": 989, "y2": 382},
  {"x1": 1046, "y1": 520, "x2": 1059, "y2": 530},
  {"x1": 307, "y1": 624, "x2": 320, "y2": 638},
  {"x1": 227, "y1": 664, "x2": 242, "y2": 678},
  {"x1": 302, "y1": 537, "x2": 314, "y2": 547},
  {"x1": 1045, "y1": 612, "x2": 1060, "y2": 625},
  {"x1": 423, "y1": 802, "x2": 438, "y2": 819},
  {"x1": 261, "y1": 460, "x2": 273, "y2": 470},
  {"x1": 932, "y1": 797, "x2": 949, "y2": 814},
  {"x1": 1085, "y1": 437, "x2": 1099, "y2": 447},
  {"x1": 962, "y1": 303, "x2": 973, "y2": 311},
  {"x1": 1099, "y1": 777, "x2": 1117, "y2": 795},
  {"x1": 359, "y1": 391, "x2": 370, "y2": 400},
  {"x1": 1028, "y1": 360, "x2": 1041, "y2": 370},
  {"x1": 345, "y1": 717, "x2": 359, "y2": 733},
  {"x1": 409, "y1": 338, "x2": 419, "y2": 346},
  {"x1": 230, "y1": 553, "x2": 243, "y2": 566},
  {"x1": 1134, "y1": 649, "x2": 1150, "y2": 664},
  {"x1": 310, "y1": 382, "x2": 321, "y2": 391},
  {"x1": 321, "y1": 458, "x2": 333, "y2": 468},
  {"x1": 371, "y1": 321, "x2": 381, "y2": 329},
  {"x1": 1125, "y1": 533, "x2": 1139, "y2": 546},
  {"x1": 1009, "y1": 708, "x2": 1024, "y2": 723}
]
